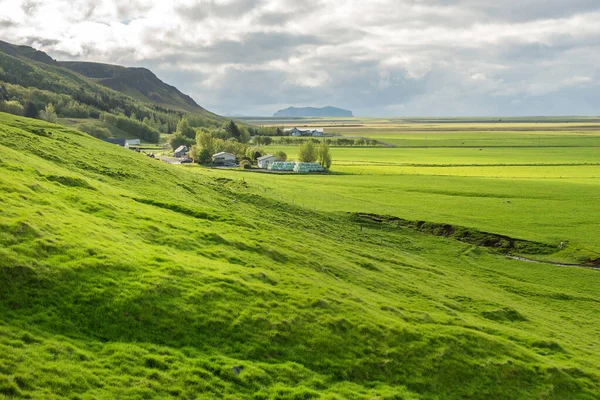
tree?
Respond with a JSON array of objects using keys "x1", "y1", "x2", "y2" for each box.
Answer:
[
  {"x1": 177, "y1": 117, "x2": 196, "y2": 139},
  {"x1": 189, "y1": 145, "x2": 199, "y2": 163},
  {"x1": 24, "y1": 102, "x2": 38, "y2": 118},
  {"x1": 239, "y1": 126, "x2": 251, "y2": 143},
  {"x1": 298, "y1": 140, "x2": 317, "y2": 162},
  {"x1": 245, "y1": 146, "x2": 264, "y2": 161},
  {"x1": 39, "y1": 103, "x2": 57, "y2": 123},
  {"x1": 169, "y1": 133, "x2": 194, "y2": 150},
  {"x1": 196, "y1": 130, "x2": 216, "y2": 155},
  {"x1": 198, "y1": 148, "x2": 212, "y2": 163},
  {"x1": 274, "y1": 150, "x2": 287, "y2": 161},
  {"x1": 225, "y1": 120, "x2": 241, "y2": 140},
  {"x1": 317, "y1": 142, "x2": 332, "y2": 169}
]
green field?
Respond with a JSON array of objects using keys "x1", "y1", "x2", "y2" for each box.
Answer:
[
  {"x1": 205, "y1": 134, "x2": 600, "y2": 259},
  {"x1": 2, "y1": 113, "x2": 600, "y2": 399}
]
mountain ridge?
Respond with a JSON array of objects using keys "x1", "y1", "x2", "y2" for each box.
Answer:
[
  {"x1": 0, "y1": 40, "x2": 221, "y2": 118},
  {"x1": 59, "y1": 61, "x2": 205, "y2": 114}
]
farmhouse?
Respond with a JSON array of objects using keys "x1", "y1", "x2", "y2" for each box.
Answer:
[
  {"x1": 102, "y1": 138, "x2": 129, "y2": 148},
  {"x1": 174, "y1": 145, "x2": 188, "y2": 157},
  {"x1": 257, "y1": 154, "x2": 277, "y2": 168},
  {"x1": 212, "y1": 151, "x2": 236, "y2": 165},
  {"x1": 285, "y1": 127, "x2": 325, "y2": 137}
]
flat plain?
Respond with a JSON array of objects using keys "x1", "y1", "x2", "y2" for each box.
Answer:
[{"x1": 216, "y1": 118, "x2": 600, "y2": 260}]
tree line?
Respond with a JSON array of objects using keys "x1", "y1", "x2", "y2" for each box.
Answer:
[
  {"x1": 269, "y1": 137, "x2": 379, "y2": 147},
  {"x1": 175, "y1": 120, "x2": 332, "y2": 170}
]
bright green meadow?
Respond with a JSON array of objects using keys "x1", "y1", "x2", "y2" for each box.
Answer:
[{"x1": 1, "y1": 113, "x2": 600, "y2": 399}]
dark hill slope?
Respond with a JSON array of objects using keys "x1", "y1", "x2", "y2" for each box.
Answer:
[
  {"x1": 0, "y1": 40, "x2": 225, "y2": 125},
  {"x1": 0, "y1": 40, "x2": 58, "y2": 65},
  {"x1": 274, "y1": 106, "x2": 354, "y2": 117},
  {"x1": 60, "y1": 61, "x2": 207, "y2": 114},
  {"x1": 1, "y1": 113, "x2": 599, "y2": 398}
]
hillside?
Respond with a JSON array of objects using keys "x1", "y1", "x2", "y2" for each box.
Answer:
[
  {"x1": 60, "y1": 62, "x2": 206, "y2": 114},
  {"x1": 0, "y1": 40, "x2": 226, "y2": 142},
  {"x1": 1, "y1": 112, "x2": 600, "y2": 398},
  {"x1": 274, "y1": 106, "x2": 354, "y2": 117}
]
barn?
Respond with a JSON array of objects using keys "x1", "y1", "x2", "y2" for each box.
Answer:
[
  {"x1": 257, "y1": 154, "x2": 277, "y2": 168},
  {"x1": 212, "y1": 151, "x2": 236, "y2": 165}
]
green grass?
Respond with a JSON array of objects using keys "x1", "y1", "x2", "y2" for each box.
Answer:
[{"x1": 1, "y1": 112, "x2": 600, "y2": 398}]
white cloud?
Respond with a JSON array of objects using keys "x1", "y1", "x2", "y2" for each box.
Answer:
[{"x1": 0, "y1": 0, "x2": 599, "y2": 115}]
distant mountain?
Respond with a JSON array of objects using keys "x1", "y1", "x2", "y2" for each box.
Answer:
[
  {"x1": 274, "y1": 106, "x2": 353, "y2": 117},
  {"x1": 60, "y1": 62, "x2": 204, "y2": 114}
]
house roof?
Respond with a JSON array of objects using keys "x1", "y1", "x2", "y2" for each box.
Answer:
[
  {"x1": 102, "y1": 138, "x2": 127, "y2": 146},
  {"x1": 285, "y1": 127, "x2": 323, "y2": 133},
  {"x1": 174, "y1": 145, "x2": 188, "y2": 152},
  {"x1": 257, "y1": 154, "x2": 276, "y2": 161},
  {"x1": 213, "y1": 152, "x2": 235, "y2": 157}
]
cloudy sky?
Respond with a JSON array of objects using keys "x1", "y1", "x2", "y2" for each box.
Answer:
[{"x1": 1, "y1": 0, "x2": 599, "y2": 116}]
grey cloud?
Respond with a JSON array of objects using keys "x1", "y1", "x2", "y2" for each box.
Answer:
[
  {"x1": 20, "y1": 0, "x2": 41, "y2": 16},
  {"x1": 23, "y1": 37, "x2": 60, "y2": 47},
  {"x1": 175, "y1": 0, "x2": 264, "y2": 21},
  {"x1": 417, "y1": 0, "x2": 600, "y2": 23},
  {"x1": 142, "y1": 31, "x2": 324, "y2": 65},
  {"x1": 5, "y1": 0, "x2": 600, "y2": 116},
  {"x1": 0, "y1": 16, "x2": 16, "y2": 27}
]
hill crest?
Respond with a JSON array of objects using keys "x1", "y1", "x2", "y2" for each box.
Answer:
[{"x1": 59, "y1": 61, "x2": 205, "y2": 114}]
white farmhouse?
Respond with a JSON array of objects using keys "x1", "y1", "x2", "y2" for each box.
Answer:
[
  {"x1": 257, "y1": 154, "x2": 277, "y2": 169},
  {"x1": 212, "y1": 151, "x2": 236, "y2": 164},
  {"x1": 284, "y1": 127, "x2": 325, "y2": 137}
]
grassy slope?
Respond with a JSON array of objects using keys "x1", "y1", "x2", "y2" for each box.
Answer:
[
  {"x1": 58, "y1": 62, "x2": 210, "y2": 116},
  {"x1": 1, "y1": 113, "x2": 600, "y2": 399}
]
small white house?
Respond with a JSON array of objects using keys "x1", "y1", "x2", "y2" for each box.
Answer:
[
  {"x1": 212, "y1": 151, "x2": 236, "y2": 164},
  {"x1": 285, "y1": 127, "x2": 325, "y2": 137},
  {"x1": 174, "y1": 145, "x2": 188, "y2": 157},
  {"x1": 257, "y1": 154, "x2": 277, "y2": 169},
  {"x1": 127, "y1": 139, "x2": 141, "y2": 146}
]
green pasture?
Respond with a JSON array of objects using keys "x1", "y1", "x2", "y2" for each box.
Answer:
[
  {"x1": 207, "y1": 142, "x2": 600, "y2": 257},
  {"x1": 348, "y1": 131, "x2": 600, "y2": 147},
  {"x1": 267, "y1": 146, "x2": 600, "y2": 167},
  {"x1": 2, "y1": 112, "x2": 600, "y2": 399}
]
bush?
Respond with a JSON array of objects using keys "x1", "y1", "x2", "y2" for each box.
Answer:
[
  {"x1": 101, "y1": 113, "x2": 160, "y2": 143},
  {"x1": 198, "y1": 148, "x2": 212, "y2": 164},
  {"x1": 78, "y1": 123, "x2": 112, "y2": 139},
  {"x1": 0, "y1": 100, "x2": 24, "y2": 116},
  {"x1": 275, "y1": 150, "x2": 287, "y2": 161},
  {"x1": 240, "y1": 160, "x2": 252, "y2": 169},
  {"x1": 169, "y1": 133, "x2": 195, "y2": 150},
  {"x1": 39, "y1": 104, "x2": 57, "y2": 123}
]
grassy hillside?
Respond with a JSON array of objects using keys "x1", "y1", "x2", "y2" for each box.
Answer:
[
  {"x1": 59, "y1": 62, "x2": 211, "y2": 115},
  {"x1": 1, "y1": 112, "x2": 600, "y2": 399},
  {"x1": 0, "y1": 40, "x2": 227, "y2": 142}
]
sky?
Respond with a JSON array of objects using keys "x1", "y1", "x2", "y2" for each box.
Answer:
[{"x1": 1, "y1": 0, "x2": 599, "y2": 116}]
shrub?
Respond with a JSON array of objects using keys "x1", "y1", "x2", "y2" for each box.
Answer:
[
  {"x1": 240, "y1": 160, "x2": 252, "y2": 169},
  {"x1": 39, "y1": 104, "x2": 57, "y2": 123},
  {"x1": 101, "y1": 113, "x2": 160, "y2": 143},
  {"x1": 275, "y1": 150, "x2": 287, "y2": 161},
  {"x1": 0, "y1": 100, "x2": 24, "y2": 116},
  {"x1": 78, "y1": 123, "x2": 111, "y2": 139}
]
